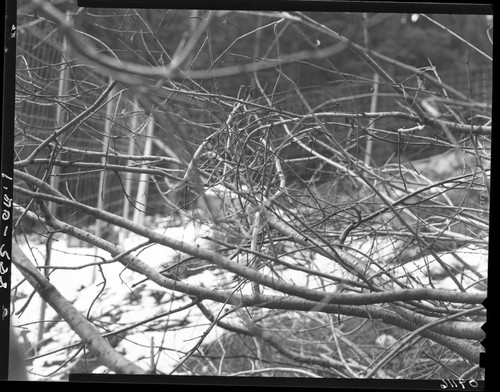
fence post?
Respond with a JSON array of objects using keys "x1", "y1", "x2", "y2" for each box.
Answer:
[
  {"x1": 92, "y1": 82, "x2": 117, "y2": 283},
  {"x1": 132, "y1": 114, "x2": 155, "y2": 226},
  {"x1": 122, "y1": 98, "x2": 139, "y2": 222},
  {"x1": 37, "y1": 11, "x2": 70, "y2": 346},
  {"x1": 49, "y1": 11, "x2": 71, "y2": 216}
]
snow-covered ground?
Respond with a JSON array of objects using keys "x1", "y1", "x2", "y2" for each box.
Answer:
[
  {"x1": 10, "y1": 219, "x2": 488, "y2": 380},
  {"x1": 397, "y1": 244, "x2": 488, "y2": 292},
  {"x1": 343, "y1": 236, "x2": 489, "y2": 292},
  {"x1": 11, "y1": 222, "x2": 232, "y2": 379}
]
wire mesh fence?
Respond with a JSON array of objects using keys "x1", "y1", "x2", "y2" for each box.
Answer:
[{"x1": 14, "y1": 15, "x2": 492, "y2": 230}]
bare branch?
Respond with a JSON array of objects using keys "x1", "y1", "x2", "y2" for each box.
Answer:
[{"x1": 11, "y1": 242, "x2": 146, "y2": 374}]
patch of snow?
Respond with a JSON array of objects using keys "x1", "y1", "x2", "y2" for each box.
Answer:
[
  {"x1": 11, "y1": 220, "x2": 488, "y2": 380},
  {"x1": 388, "y1": 244, "x2": 488, "y2": 292},
  {"x1": 11, "y1": 223, "x2": 249, "y2": 379},
  {"x1": 122, "y1": 222, "x2": 215, "y2": 269}
]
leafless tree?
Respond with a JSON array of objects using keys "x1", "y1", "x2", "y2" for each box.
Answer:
[{"x1": 10, "y1": 1, "x2": 489, "y2": 380}]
